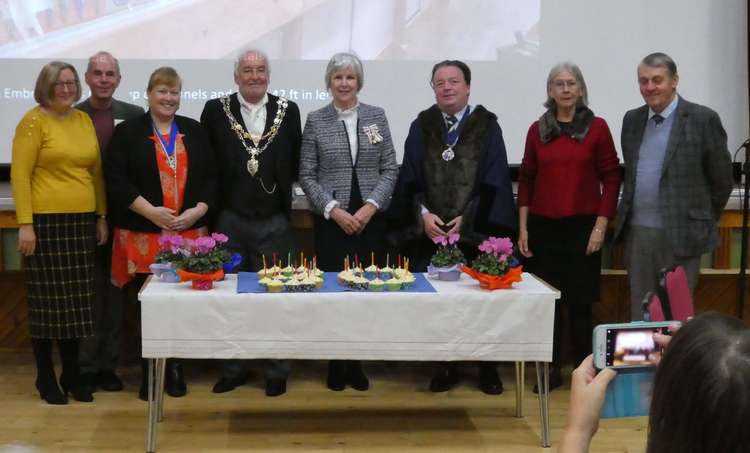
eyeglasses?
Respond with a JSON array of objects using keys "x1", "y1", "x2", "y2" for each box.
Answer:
[
  {"x1": 431, "y1": 78, "x2": 462, "y2": 90},
  {"x1": 53, "y1": 80, "x2": 77, "y2": 90},
  {"x1": 552, "y1": 80, "x2": 578, "y2": 90}
]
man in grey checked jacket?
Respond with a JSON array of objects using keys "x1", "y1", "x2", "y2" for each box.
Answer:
[{"x1": 614, "y1": 52, "x2": 733, "y2": 320}]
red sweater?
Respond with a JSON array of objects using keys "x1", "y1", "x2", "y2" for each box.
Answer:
[{"x1": 517, "y1": 116, "x2": 622, "y2": 219}]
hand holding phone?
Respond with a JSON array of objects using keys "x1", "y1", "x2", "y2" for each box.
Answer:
[{"x1": 593, "y1": 321, "x2": 679, "y2": 369}]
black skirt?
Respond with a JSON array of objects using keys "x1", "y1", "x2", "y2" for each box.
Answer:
[
  {"x1": 25, "y1": 212, "x2": 97, "y2": 338},
  {"x1": 524, "y1": 214, "x2": 601, "y2": 305}
]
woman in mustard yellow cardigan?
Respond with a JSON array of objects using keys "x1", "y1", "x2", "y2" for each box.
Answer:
[{"x1": 11, "y1": 61, "x2": 107, "y2": 405}]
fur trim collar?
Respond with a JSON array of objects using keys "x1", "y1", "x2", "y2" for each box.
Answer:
[{"x1": 538, "y1": 105, "x2": 594, "y2": 143}]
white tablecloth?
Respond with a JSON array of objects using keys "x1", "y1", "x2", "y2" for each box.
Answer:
[{"x1": 140, "y1": 272, "x2": 559, "y2": 362}]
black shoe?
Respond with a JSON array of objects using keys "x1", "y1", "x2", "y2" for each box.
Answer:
[
  {"x1": 326, "y1": 361, "x2": 346, "y2": 391},
  {"x1": 79, "y1": 372, "x2": 98, "y2": 394},
  {"x1": 478, "y1": 364, "x2": 503, "y2": 395},
  {"x1": 212, "y1": 376, "x2": 247, "y2": 394},
  {"x1": 60, "y1": 380, "x2": 94, "y2": 402},
  {"x1": 533, "y1": 367, "x2": 563, "y2": 394},
  {"x1": 165, "y1": 361, "x2": 187, "y2": 397},
  {"x1": 429, "y1": 364, "x2": 459, "y2": 392},
  {"x1": 265, "y1": 378, "x2": 287, "y2": 397},
  {"x1": 36, "y1": 380, "x2": 68, "y2": 405},
  {"x1": 346, "y1": 361, "x2": 369, "y2": 391},
  {"x1": 98, "y1": 371, "x2": 123, "y2": 392}
]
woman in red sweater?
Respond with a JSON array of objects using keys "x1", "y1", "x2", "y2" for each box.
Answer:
[{"x1": 517, "y1": 62, "x2": 622, "y2": 391}]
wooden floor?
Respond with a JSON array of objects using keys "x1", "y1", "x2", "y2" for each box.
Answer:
[{"x1": 0, "y1": 352, "x2": 647, "y2": 453}]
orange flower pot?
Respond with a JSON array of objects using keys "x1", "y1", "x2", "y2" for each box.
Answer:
[
  {"x1": 461, "y1": 265, "x2": 523, "y2": 290},
  {"x1": 176, "y1": 268, "x2": 224, "y2": 290}
]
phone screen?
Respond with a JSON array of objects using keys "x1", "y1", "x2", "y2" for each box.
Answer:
[{"x1": 606, "y1": 326, "x2": 670, "y2": 367}]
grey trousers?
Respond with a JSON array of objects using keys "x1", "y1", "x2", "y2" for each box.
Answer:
[
  {"x1": 79, "y1": 242, "x2": 124, "y2": 374},
  {"x1": 215, "y1": 209, "x2": 294, "y2": 381},
  {"x1": 624, "y1": 225, "x2": 700, "y2": 321}
]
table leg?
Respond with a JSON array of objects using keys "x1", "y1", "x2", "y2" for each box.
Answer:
[
  {"x1": 535, "y1": 362, "x2": 551, "y2": 448},
  {"x1": 157, "y1": 359, "x2": 166, "y2": 422},
  {"x1": 146, "y1": 358, "x2": 157, "y2": 453},
  {"x1": 514, "y1": 361, "x2": 525, "y2": 417}
]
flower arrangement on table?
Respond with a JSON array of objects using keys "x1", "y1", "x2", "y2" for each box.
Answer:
[
  {"x1": 427, "y1": 233, "x2": 466, "y2": 281},
  {"x1": 149, "y1": 234, "x2": 186, "y2": 282},
  {"x1": 461, "y1": 236, "x2": 523, "y2": 289},
  {"x1": 150, "y1": 233, "x2": 241, "y2": 289}
]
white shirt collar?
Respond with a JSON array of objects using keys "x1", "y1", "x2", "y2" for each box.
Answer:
[
  {"x1": 442, "y1": 104, "x2": 472, "y2": 123},
  {"x1": 649, "y1": 94, "x2": 679, "y2": 120},
  {"x1": 238, "y1": 92, "x2": 268, "y2": 112},
  {"x1": 335, "y1": 102, "x2": 359, "y2": 117}
]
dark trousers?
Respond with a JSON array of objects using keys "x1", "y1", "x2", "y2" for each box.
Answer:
[
  {"x1": 215, "y1": 209, "x2": 293, "y2": 381},
  {"x1": 79, "y1": 239, "x2": 124, "y2": 375}
]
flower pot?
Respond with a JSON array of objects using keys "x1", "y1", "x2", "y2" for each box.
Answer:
[
  {"x1": 461, "y1": 265, "x2": 524, "y2": 290},
  {"x1": 222, "y1": 253, "x2": 243, "y2": 275},
  {"x1": 177, "y1": 268, "x2": 224, "y2": 290},
  {"x1": 191, "y1": 279, "x2": 214, "y2": 290},
  {"x1": 149, "y1": 262, "x2": 180, "y2": 283},
  {"x1": 427, "y1": 264, "x2": 462, "y2": 281}
]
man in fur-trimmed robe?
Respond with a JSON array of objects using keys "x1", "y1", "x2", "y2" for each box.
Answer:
[{"x1": 388, "y1": 60, "x2": 517, "y2": 395}]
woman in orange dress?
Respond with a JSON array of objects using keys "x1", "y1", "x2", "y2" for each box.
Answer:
[{"x1": 104, "y1": 67, "x2": 217, "y2": 400}]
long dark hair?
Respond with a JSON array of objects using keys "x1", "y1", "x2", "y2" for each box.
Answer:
[{"x1": 647, "y1": 311, "x2": 750, "y2": 453}]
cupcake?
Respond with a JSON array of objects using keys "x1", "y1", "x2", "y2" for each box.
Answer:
[
  {"x1": 257, "y1": 265, "x2": 280, "y2": 278},
  {"x1": 337, "y1": 269, "x2": 354, "y2": 286},
  {"x1": 281, "y1": 265, "x2": 295, "y2": 277},
  {"x1": 313, "y1": 275, "x2": 324, "y2": 289},
  {"x1": 299, "y1": 276, "x2": 317, "y2": 292},
  {"x1": 368, "y1": 278, "x2": 385, "y2": 292},
  {"x1": 351, "y1": 276, "x2": 370, "y2": 291},
  {"x1": 385, "y1": 277, "x2": 402, "y2": 291},
  {"x1": 258, "y1": 276, "x2": 273, "y2": 290},
  {"x1": 379, "y1": 265, "x2": 394, "y2": 280},
  {"x1": 364, "y1": 263, "x2": 379, "y2": 280},
  {"x1": 285, "y1": 279, "x2": 302, "y2": 292},
  {"x1": 267, "y1": 280, "x2": 284, "y2": 293},
  {"x1": 400, "y1": 273, "x2": 416, "y2": 289}
]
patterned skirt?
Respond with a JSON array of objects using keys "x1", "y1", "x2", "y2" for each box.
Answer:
[{"x1": 25, "y1": 213, "x2": 96, "y2": 339}]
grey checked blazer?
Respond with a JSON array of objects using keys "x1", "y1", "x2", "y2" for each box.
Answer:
[
  {"x1": 614, "y1": 96, "x2": 734, "y2": 257},
  {"x1": 299, "y1": 102, "x2": 398, "y2": 214}
]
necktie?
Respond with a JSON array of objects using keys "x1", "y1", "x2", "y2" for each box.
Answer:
[
  {"x1": 653, "y1": 114, "x2": 664, "y2": 127},
  {"x1": 446, "y1": 114, "x2": 458, "y2": 131}
]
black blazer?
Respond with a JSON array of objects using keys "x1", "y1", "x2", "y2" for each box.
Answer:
[
  {"x1": 104, "y1": 112, "x2": 217, "y2": 232},
  {"x1": 200, "y1": 92, "x2": 301, "y2": 218}
]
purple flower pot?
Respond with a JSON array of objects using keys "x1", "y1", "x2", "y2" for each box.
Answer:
[{"x1": 427, "y1": 264, "x2": 462, "y2": 281}]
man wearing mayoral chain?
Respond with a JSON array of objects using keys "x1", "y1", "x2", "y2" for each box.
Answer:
[
  {"x1": 388, "y1": 59, "x2": 516, "y2": 394},
  {"x1": 200, "y1": 49, "x2": 301, "y2": 397}
]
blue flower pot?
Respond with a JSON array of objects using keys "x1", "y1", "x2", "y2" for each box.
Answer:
[{"x1": 149, "y1": 262, "x2": 180, "y2": 283}]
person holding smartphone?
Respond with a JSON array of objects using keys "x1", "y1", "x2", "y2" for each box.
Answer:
[
  {"x1": 560, "y1": 312, "x2": 750, "y2": 453},
  {"x1": 517, "y1": 62, "x2": 622, "y2": 392}
]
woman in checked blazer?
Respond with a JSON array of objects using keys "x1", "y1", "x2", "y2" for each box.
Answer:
[{"x1": 299, "y1": 52, "x2": 398, "y2": 392}]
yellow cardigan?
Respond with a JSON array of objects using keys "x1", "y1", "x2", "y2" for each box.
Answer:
[{"x1": 11, "y1": 106, "x2": 106, "y2": 224}]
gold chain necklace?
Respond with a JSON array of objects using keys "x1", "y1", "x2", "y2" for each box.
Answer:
[{"x1": 220, "y1": 95, "x2": 288, "y2": 176}]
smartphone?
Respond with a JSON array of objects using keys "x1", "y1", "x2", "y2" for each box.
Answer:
[{"x1": 592, "y1": 321, "x2": 677, "y2": 369}]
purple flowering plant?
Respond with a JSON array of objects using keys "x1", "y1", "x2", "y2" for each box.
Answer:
[
  {"x1": 429, "y1": 233, "x2": 466, "y2": 268},
  {"x1": 154, "y1": 234, "x2": 188, "y2": 265},
  {"x1": 155, "y1": 232, "x2": 233, "y2": 274},
  {"x1": 471, "y1": 236, "x2": 518, "y2": 276}
]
